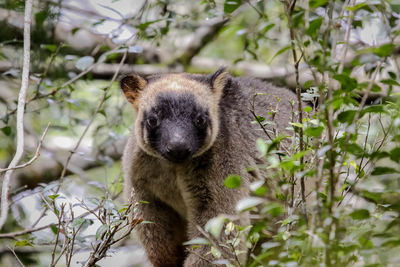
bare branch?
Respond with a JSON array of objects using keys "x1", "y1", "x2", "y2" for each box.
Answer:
[
  {"x1": 0, "y1": 123, "x2": 50, "y2": 173},
  {"x1": 56, "y1": 48, "x2": 129, "y2": 191},
  {"x1": 173, "y1": 18, "x2": 229, "y2": 67},
  {"x1": 285, "y1": 0, "x2": 307, "y2": 223},
  {"x1": 7, "y1": 246, "x2": 26, "y2": 267},
  {"x1": 0, "y1": 223, "x2": 55, "y2": 239},
  {"x1": 338, "y1": 0, "x2": 356, "y2": 74},
  {"x1": 0, "y1": 0, "x2": 34, "y2": 230}
]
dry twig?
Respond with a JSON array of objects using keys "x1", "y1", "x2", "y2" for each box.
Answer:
[{"x1": 0, "y1": 123, "x2": 50, "y2": 173}]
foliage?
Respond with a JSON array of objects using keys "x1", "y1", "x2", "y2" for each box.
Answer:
[{"x1": 184, "y1": 1, "x2": 400, "y2": 267}]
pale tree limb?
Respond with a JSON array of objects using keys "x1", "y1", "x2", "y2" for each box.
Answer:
[
  {"x1": 8, "y1": 48, "x2": 130, "y2": 241},
  {"x1": 0, "y1": 224, "x2": 55, "y2": 239},
  {"x1": 0, "y1": 0, "x2": 34, "y2": 230},
  {"x1": 7, "y1": 246, "x2": 26, "y2": 267},
  {"x1": 0, "y1": 123, "x2": 50, "y2": 173}
]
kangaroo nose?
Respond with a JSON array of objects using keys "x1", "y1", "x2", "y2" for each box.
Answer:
[{"x1": 166, "y1": 140, "x2": 191, "y2": 162}]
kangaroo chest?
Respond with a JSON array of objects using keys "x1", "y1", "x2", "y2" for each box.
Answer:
[{"x1": 147, "y1": 164, "x2": 193, "y2": 219}]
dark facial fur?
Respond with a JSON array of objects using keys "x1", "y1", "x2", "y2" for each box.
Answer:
[{"x1": 143, "y1": 92, "x2": 210, "y2": 163}]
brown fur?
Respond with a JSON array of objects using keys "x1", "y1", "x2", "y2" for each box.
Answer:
[{"x1": 120, "y1": 70, "x2": 301, "y2": 266}]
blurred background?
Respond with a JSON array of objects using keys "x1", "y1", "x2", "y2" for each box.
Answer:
[{"x1": 1, "y1": 0, "x2": 400, "y2": 266}]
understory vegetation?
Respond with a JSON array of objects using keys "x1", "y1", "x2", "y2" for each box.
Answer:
[{"x1": 1, "y1": 0, "x2": 400, "y2": 266}]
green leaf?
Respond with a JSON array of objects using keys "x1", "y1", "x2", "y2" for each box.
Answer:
[
  {"x1": 304, "y1": 126, "x2": 324, "y2": 137},
  {"x1": 390, "y1": 147, "x2": 400, "y2": 162},
  {"x1": 224, "y1": 174, "x2": 241, "y2": 189},
  {"x1": 71, "y1": 217, "x2": 85, "y2": 227},
  {"x1": 42, "y1": 44, "x2": 57, "y2": 53},
  {"x1": 361, "y1": 190, "x2": 382, "y2": 203},
  {"x1": 255, "y1": 116, "x2": 265, "y2": 122},
  {"x1": 349, "y1": 209, "x2": 370, "y2": 220},
  {"x1": 256, "y1": 138, "x2": 267, "y2": 156},
  {"x1": 250, "y1": 180, "x2": 267, "y2": 196},
  {"x1": 337, "y1": 110, "x2": 357, "y2": 124},
  {"x1": 306, "y1": 17, "x2": 323, "y2": 39},
  {"x1": 381, "y1": 79, "x2": 400, "y2": 86},
  {"x1": 224, "y1": 0, "x2": 242, "y2": 14},
  {"x1": 361, "y1": 105, "x2": 386, "y2": 116},
  {"x1": 1, "y1": 126, "x2": 11, "y2": 136},
  {"x1": 333, "y1": 74, "x2": 358, "y2": 91},
  {"x1": 71, "y1": 27, "x2": 80, "y2": 35},
  {"x1": 345, "y1": 143, "x2": 364, "y2": 157},
  {"x1": 205, "y1": 216, "x2": 226, "y2": 239},
  {"x1": 388, "y1": 71, "x2": 397, "y2": 80},
  {"x1": 14, "y1": 240, "x2": 33, "y2": 247},
  {"x1": 371, "y1": 167, "x2": 398, "y2": 175},
  {"x1": 309, "y1": 0, "x2": 328, "y2": 8},
  {"x1": 347, "y1": 2, "x2": 368, "y2": 11},
  {"x1": 271, "y1": 45, "x2": 291, "y2": 61},
  {"x1": 50, "y1": 225, "x2": 58, "y2": 235},
  {"x1": 35, "y1": 10, "x2": 48, "y2": 26},
  {"x1": 382, "y1": 239, "x2": 400, "y2": 248},
  {"x1": 261, "y1": 241, "x2": 281, "y2": 250},
  {"x1": 183, "y1": 237, "x2": 210, "y2": 246},
  {"x1": 99, "y1": 109, "x2": 107, "y2": 118},
  {"x1": 119, "y1": 207, "x2": 128, "y2": 213},
  {"x1": 353, "y1": 20, "x2": 363, "y2": 28},
  {"x1": 253, "y1": 186, "x2": 267, "y2": 196},
  {"x1": 289, "y1": 122, "x2": 305, "y2": 128},
  {"x1": 373, "y1": 43, "x2": 394, "y2": 57},
  {"x1": 138, "y1": 19, "x2": 164, "y2": 31},
  {"x1": 48, "y1": 194, "x2": 59, "y2": 200},
  {"x1": 343, "y1": 143, "x2": 365, "y2": 157},
  {"x1": 293, "y1": 10, "x2": 305, "y2": 27},
  {"x1": 262, "y1": 23, "x2": 275, "y2": 34},
  {"x1": 303, "y1": 106, "x2": 312, "y2": 113},
  {"x1": 236, "y1": 197, "x2": 264, "y2": 211},
  {"x1": 211, "y1": 246, "x2": 222, "y2": 258},
  {"x1": 96, "y1": 224, "x2": 108, "y2": 240}
]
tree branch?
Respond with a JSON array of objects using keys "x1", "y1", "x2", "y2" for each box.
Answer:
[
  {"x1": 173, "y1": 18, "x2": 229, "y2": 67},
  {"x1": 0, "y1": 0, "x2": 34, "y2": 230},
  {"x1": 0, "y1": 123, "x2": 50, "y2": 173}
]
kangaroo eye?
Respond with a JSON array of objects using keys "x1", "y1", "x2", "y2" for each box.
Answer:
[
  {"x1": 147, "y1": 116, "x2": 159, "y2": 128},
  {"x1": 195, "y1": 115, "x2": 207, "y2": 129}
]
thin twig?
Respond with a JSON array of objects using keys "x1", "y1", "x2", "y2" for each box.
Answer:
[
  {"x1": 0, "y1": 0, "x2": 34, "y2": 230},
  {"x1": 245, "y1": 0, "x2": 266, "y2": 18},
  {"x1": 7, "y1": 246, "x2": 26, "y2": 267},
  {"x1": 0, "y1": 224, "x2": 56, "y2": 239},
  {"x1": 195, "y1": 225, "x2": 238, "y2": 267},
  {"x1": 51, "y1": 203, "x2": 65, "y2": 267},
  {"x1": 6, "y1": 45, "x2": 124, "y2": 118},
  {"x1": 335, "y1": 62, "x2": 382, "y2": 183},
  {"x1": 0, "y1": 191, "x2": 121, "y2": 239},
  {"x1": 56, "y1": 49, "x2": 128, "y2": 192},
  {"x1": 0, "y1": 123, "x2": 50, "y2": 173},
  {"x1": 323, "y1": 0, "x2": 337, "y2": 215},
  {"x1": 35, "y1": 43, "x2": 63, "y2": 96},
  {"x1": 249, "y1": 95, "x2": 273, "y2": 141},
  {"x1": 338, "y1": 0, "x2": 356, "y2": 74},
  {"x1": 286, "y1": 0, "x2": 308, "y2": 223}
]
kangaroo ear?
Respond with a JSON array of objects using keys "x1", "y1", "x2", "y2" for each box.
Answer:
[
  {"x1": 209, "y1": 67, "x2": 228, "y2": 97},
  {"x1": 120, "y1": 74, "x2": 147, "y2": 109}
]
